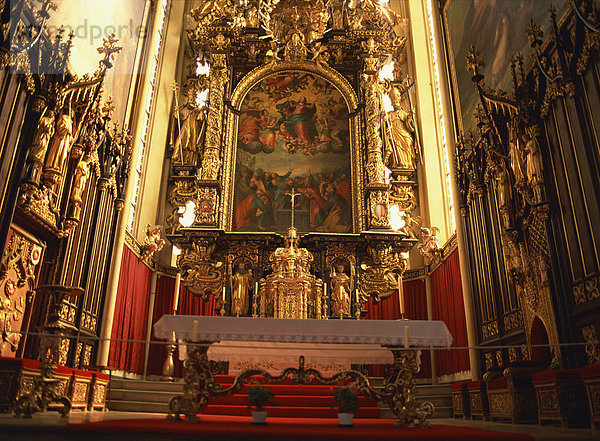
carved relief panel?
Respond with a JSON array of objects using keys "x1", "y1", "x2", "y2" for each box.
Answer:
[{"x1": 0, "y1": 229, "x2": 44, "y2": 357}]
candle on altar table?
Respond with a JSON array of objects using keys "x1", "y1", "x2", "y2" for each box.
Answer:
[
  {"x1": 222, "y1": 285, "x2": 226, "y2": 301},
  {"x1": 398, "y1": 276, "x2": 405, "y2": 318},
  {"x1": 404, "y1": 325, "x2": 410, "y2": 349},
  {"x1": 255, "y1": 281, "x2": 258, "y2": 294},
  {"x1": 173, "y1": 273, "x2": 181, "y2": 313},
  {"x1": 324, "y1": 283, "x2": 327, "y2": 297},
  {"x1": 355, "y1": 289, "x2": 359, "y2": 303},
  {"x1": 192, "y1": 320, "x2": 198, "y2": 342}
]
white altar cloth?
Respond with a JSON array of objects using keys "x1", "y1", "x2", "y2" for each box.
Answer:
[
  {"x1": 206, "y1": 341, "x2": 395, "y2": 375},
  {"x1": 154, "y1": 316, "x2": 453, "y2": 347}
]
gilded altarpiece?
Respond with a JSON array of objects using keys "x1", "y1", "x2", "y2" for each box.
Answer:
[{"x1": 167, "y1": 0, "x2": 420, "y2": 319}]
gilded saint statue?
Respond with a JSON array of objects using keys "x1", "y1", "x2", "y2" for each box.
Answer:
[
  {"x1": 231, "y1": 263, "x2": 253, "y2": 317},
  {"x1": 70, "y1": 157, "x2": 91, "y2": 204},
  {"x1": 171, "y1": 85, "x2": 206, "y2": 166},
  {"x1": 45, "y1": 109, "x2": 73, "y2": 172},
  {"x1": 494, "y1": 163, "x2": 512, "y2": 228},
  {"x1": 508, "y1": 124, "x2": 525, "y2": 185},
  {"x1": 330, "y1": 264, "x2": 353, "y2": 317},
  {"x1": 30, "y1": 110, "x2": 55, "y2": 163},
  {"x1": 384, "y1": 85, "x2": 416, "y2": 170},
  {"x1": 523, "y1": 132, "x2": 543, "y2": 185},
  {"x1": 523, "y1": 130, "x2": 544, "y2": 202}
]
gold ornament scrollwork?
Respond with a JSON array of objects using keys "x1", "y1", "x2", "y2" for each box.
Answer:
[
  {"x1": 195, "y1": 187, "x2": 219, "y2": 225},
  {"x1": 178, "y1": 240, "x2": 224, "y2": 298},
  {"x1": 359, "y1": 243, "x2": 405, "y2": 301}
]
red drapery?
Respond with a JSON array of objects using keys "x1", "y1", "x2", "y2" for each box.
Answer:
[
  {"x1": 431, "y1": 249, "x2": 469, "y2": 376},
  {"x1": 147, "y1": 275, "x2": 217, "y2": 377},
  {"x1": 364, "y1": 280, "x2": 431, "y2": 378},
  {"x1": 108, "y1": 245, "x2": 152, "y2": 374}
]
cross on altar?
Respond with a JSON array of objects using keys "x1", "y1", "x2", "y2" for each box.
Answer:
[{"x1": 286, "y1": 187, "x2": 300, "y2": 229}]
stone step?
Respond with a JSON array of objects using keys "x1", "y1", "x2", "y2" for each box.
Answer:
[
  {"x1": 111, "y1": 378, "x2": 185, "y2": 392},
  {"x1": 109, "y1": 400, "x2": 170, "y2": 413},
  {"x1": 109, "y1": 378, "x2": 452, "y2": 418}
]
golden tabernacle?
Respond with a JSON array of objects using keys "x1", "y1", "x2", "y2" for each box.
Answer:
[{"x1": 258, "y1": 227, "x2": 324, "y2": 319}]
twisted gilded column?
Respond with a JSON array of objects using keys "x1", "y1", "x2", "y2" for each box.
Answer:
[
  {"x1": 197, "y1": 52, "x2": 229, "y2": 226},
  {"x1": 360, "y1": 43, "x2": 390, "y2": 230}
]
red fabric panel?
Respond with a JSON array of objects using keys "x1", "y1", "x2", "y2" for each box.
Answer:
[
  {"x1": 364, "y1": 279, "x2": 431, "y2": 379},
  {"x1": 108, "y1": 245, "x2": 152, "y2": 374},
  {"x1": 147, "y1": 275, "x2": 217, "y2": 377},
  {"x1": 580, "y1": 363, "x2": 600, "y2": 378},
  {"x1": 431, "y1": 249, "x2": 469, "y2": 377},
  {"x1": 450, "y1": 381, "x2": 467, "y2": 390},
  {"x1": 363, "y1": 280, "x2": 427, "y2": 321},
  {"x1": 486, "y1": 377, "x2": 508, "y2": 390}
]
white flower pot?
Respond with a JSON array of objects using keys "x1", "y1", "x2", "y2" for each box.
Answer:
[
  {"x1": 337, "y1": 412, "x2": 354, "y2": 427},
  {"x1": 252, "y1": 410, "x2": 268, "y2": 425}
]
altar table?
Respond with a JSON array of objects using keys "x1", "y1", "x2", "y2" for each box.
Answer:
[
  {"x1": 153, "y1": 315, "x2": 453, "y2": 427},
  {"x1": 153, "y1": 315, "x2": 453, "y2": 347}
]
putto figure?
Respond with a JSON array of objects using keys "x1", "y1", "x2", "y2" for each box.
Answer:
[
  {"x1": 418, "y1": 227, "x2": 441, "y2": 264},
  {"x1": 141, "y1": 224, "x2": 166, "y2": 260}
]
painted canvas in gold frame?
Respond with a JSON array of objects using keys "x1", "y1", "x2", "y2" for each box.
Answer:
[{"x1": 231, "y1": 71, "x2": 353, "y2": 234}]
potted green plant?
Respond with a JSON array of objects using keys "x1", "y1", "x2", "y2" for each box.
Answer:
[
  {"x1": 246, "y1": 384, "x2": 276, "y2": 424},
  {"x1": 332, "y1": 386, "x2": 360, "y2": 427}
]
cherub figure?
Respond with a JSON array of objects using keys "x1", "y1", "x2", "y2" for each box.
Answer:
[
  {"x1": 141, "y1": 224, "x2": 165, "y2": 260},
  {"x1": 418, "y1": 227, "x2": 441, "y2": 263}
]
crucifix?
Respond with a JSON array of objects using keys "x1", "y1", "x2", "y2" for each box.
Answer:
[{"x1": 285, "y1": 187, "x2": 300, "y2": 229}]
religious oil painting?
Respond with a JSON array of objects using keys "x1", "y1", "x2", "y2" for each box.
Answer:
[
  {"x1": 444, "y1": 0, "x2": 568, "y2": 133},
  {"x1": 233, "y1": 71, "x2": 352, "y2": 234}
]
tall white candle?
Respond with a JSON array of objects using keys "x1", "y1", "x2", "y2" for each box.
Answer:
[
  {"x1": 222, "y1": 285, "x2": 226, "y2": 301},
  {"x1": 173, "y1": 273, "x2": 181, "y2": 313},
  {"x1": 324, "y1": 283, "x2": 327, "y2": 297},
  {"x1": 398, "y1": 276, "x2": 405, "y2": 318},
  {"x1": 192, "y1": 320, "x2": 198, "y2": 342},
  {"x1": 404, "y1": 325, "x2": 410, "y2": 349},
  {"x1": 255, "y1": 281, "x2": 258, "y2": 294}
]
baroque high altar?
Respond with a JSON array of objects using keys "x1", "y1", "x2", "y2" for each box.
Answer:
[{"x1": 167, "y1": 0, "x2": 421, "y2": 318}]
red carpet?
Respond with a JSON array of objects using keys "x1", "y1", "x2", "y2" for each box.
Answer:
[
  {"x1": 205, "y1": 375, "x2": 380, "y2": 418},
  {"x1": 64, "y1": 415, "x2": 534, "y2": 441}
]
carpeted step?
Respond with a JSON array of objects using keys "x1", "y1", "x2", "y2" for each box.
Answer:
[
  {"x1": 210, "y1": 393, "x2": 377, "y2": 408},
  {"x1": 203, "y1": 404, "x2": 381, "y2": 419},
  {"x1": 214, "y1": 375, "x2": 356, "y2": 386},
  {"x1": 217, "y1": 383, "x2": 360, "y2": 396}
]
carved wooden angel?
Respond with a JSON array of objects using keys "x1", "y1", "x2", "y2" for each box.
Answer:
[
  {"x1": 418, "y1": 227, "x2": 441, "y2": 263},
  {"x1": 141, "y1": 224, "x2": 165, "y2": 260}
]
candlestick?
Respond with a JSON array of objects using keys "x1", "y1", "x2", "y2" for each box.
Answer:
[
  {"x1": 192, "y1": 320, "x2": 198, "y2": 342},
  {"x1": 398, "y1": 275, "x2": 405, "y2": 319},
  {"x1": 173, "y1": 273, "x2": 181, "y2": 313},
  {"x1": 404, "y1": 325, "x2": 410, "y2": 349}
]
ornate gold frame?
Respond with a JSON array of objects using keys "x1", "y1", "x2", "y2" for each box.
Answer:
[{"x1": 220, "y1": 61, "x2": 364, "y2": 233}]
